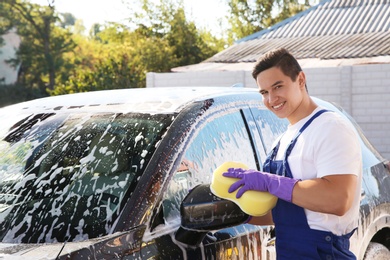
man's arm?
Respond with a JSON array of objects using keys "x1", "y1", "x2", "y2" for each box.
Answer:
[{"x1": 292, "y1": 174, "x2": 357, "y2": 216}]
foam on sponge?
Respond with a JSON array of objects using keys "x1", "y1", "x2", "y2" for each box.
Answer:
[{"x1": 210, "y1": 161, "x2": 278, "y2": 216}]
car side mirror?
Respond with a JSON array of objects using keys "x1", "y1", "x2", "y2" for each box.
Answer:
[{"x1": 175, "y1": 184, "x2": 249, "y2": 246}]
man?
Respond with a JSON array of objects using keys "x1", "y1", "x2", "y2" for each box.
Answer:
[{"x1": 223, "y1": 48, "x2": 362, "y2": 259}]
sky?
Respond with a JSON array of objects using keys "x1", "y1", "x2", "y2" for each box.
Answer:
[{"x1": 30, "y1": 0, "x2": 229, "y2": 36}]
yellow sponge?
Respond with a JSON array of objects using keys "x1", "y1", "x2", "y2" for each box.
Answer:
[{"x1": 210, "y1": 161, "x2": 278, "y2": 216}]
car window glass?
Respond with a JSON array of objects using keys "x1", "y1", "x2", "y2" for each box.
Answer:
[
  {"x1": 250, "y1": 109, "x2": 289, "y2": 154},
  {"x1": 0, "y1": 111, "x2": 173, "y2": 243},
  {"x1": 163, "y1": 111, "x2": 257, "y2": 223},
  {"x1": 242, "y1": 108, "x2": 267, "y2": 168}
]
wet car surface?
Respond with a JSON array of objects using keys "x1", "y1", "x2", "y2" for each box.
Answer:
[{"x1": 0, "y1": 87, "x2": 389, "y2": 259}]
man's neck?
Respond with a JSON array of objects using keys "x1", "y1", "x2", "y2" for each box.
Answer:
[{"x1": 289, "y1": 97, "x2": 318, "y2": 125}]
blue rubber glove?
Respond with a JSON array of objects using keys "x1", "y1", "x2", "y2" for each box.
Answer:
[{"x1": 223, "y1": 168, "x2": 299, "y2": 202}]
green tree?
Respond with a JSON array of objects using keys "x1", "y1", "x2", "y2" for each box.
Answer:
[
  {"x1": 52, "y1": 22, "x2": 177, "y2": 94},
  {"x1": 58, "y1": 12, "x2": 76, "y2": 28},
  {"x1": 166, "y1": 7, "x2": 208, "y2": 66},
  {"x1": 52, "y1": 0, "x2": 225, "y2": 95},
  {"x1": 0, "y1": 3, "x2": 15, "y2": 73},
  {"x1": 128, "y1": 0, "x2": 224, "y2": 66},
  {"x1": 51, "y1": 39, "x2": 143, "y2": 94},
  {"x1": 226, "y1": 0, "x2": 316, "y2": 43},
  {"x1": 0, "y1": 0, "x2": 75, "y2": 96}
]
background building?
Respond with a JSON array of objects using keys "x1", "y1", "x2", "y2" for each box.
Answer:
[
  {"x1": 0, "y1": 29, "x2": 21, "y2": 85},
  {"x1": 147, "y1": 0, "x2": 390, "y2": 159}
]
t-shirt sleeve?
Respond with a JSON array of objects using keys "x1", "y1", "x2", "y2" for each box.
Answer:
[{"x1": 314, "y1": 116, "x2": 362, "y2": 177}]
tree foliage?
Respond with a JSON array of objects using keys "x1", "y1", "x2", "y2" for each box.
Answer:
[
  {"x1": 0, "y1": 0, "x2": 75, "y2": 100},
  {"x1": 0, "y1": 0, "x2": 319, "y2": 107},
  {"x1": 50, "y1": 26, "x2": 176, "y2": 95},
  {"x1": 129, "y1": 0, "x2": 224, "y2": 67},
  {"x1": 226, "y1": 0, "x2": 315, "y2": 43},
  {"x1": 51, "y1": 0, "x2": 225, "y2": 94}
]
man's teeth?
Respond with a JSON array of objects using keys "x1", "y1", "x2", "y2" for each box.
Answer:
[{"x1": 273, "y1": 103, "x2": 284, "y2": 109}]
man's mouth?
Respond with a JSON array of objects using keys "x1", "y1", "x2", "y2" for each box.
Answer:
[{"x1": 272, "y1": 102, "x2": 285, "y2": 110}]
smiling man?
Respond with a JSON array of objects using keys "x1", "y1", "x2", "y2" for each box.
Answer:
[{"x1": 223, "y1": 48, "x2": 362, "y2": 259}]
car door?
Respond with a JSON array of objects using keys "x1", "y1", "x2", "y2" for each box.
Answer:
[{"x1": 142, "y1": 104, "x2": 268, "y2": 259}]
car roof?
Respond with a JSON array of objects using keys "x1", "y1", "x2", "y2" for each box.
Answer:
[{"x1": 1, "y1": 87, "x2": 260, "y2": 114}]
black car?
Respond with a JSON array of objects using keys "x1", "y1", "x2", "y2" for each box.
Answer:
[{"x1": 0, "y1": 87, "x2": 389, "y2": 259}]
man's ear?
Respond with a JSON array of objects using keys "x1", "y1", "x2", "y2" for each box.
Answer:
[{"x1": 298, "y1": 71, "x2": 306, "y2": 89}]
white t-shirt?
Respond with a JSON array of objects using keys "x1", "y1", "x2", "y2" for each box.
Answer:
[{"x1": 275, "y1": 106, "x2": 362, "y2": 235}]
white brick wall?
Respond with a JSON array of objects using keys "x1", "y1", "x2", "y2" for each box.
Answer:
[{"x1": 147, "y1": 63, "x2": 390, "y2": 159}]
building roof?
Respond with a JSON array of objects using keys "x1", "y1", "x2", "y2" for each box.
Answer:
[{"x1": 173, "y1": 0, "x2": 390, "y2": 71}]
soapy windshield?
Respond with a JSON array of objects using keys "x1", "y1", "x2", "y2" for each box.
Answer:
[{"x1": 0, "y1": 111, "x2": 173, "y2": 243}]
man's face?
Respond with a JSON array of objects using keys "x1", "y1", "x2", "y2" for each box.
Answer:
[{"x1": 256, "y1": 66, "x2": 306, "y2": 124}]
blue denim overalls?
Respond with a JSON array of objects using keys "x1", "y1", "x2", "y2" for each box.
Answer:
[{"x1": 263, "y1": 110, "x2": 356, "y2": 260}]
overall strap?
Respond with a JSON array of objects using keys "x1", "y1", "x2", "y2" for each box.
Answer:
[{"x1": 283, "y1": 109, "x2": 329, "y2": 177}]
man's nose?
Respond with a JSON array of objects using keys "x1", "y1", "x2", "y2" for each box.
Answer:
[{"x1": 268, "y1": 91, "x2": 277, "y2": 103}]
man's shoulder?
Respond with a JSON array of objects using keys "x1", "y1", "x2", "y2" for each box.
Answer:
[
  {"x1": 314, "y1": 109, "x2": 353, "y2": 129},
  {"x1": 305, "y1": 111, "x2": 357, "y2": 143}
]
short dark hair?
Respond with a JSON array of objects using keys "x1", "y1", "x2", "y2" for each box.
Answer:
[{"x1": 252, "y1": 48, "x2": 303, "y2": 82}]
